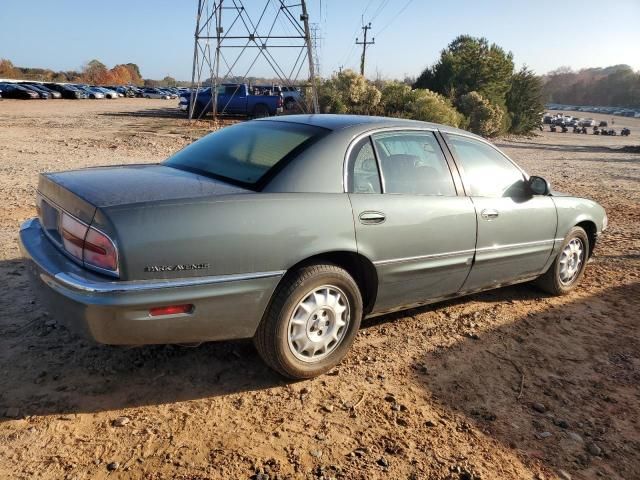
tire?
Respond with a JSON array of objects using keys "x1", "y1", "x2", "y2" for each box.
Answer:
[
  {"x1": 145, "y1": 95, "x2": 150, "y2": 99},
  {"x1": 535, "y1": 226, "x2": 589, "y2": 296},
  {"x1": 284, "y1": 97, "x2": 295, "y2": 110},
  {"x1": 254, "y1": 264, "x2": 363, "y2": 379},
  {"x1": 252, "y1": 103, "x2": 270, "y2": 118}
]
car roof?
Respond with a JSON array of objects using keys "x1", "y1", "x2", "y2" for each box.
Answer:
[{"x1": 260, "y1": 114, "x2": 477, "y2": 138}]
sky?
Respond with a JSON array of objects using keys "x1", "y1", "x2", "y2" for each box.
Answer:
[{"x1": 1, "y1": 0, "x2": 639, "y2": 81}]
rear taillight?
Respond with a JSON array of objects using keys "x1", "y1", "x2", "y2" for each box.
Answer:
[
  {"x1": 60, "y1": 212, "x2": 118, "y2": 274},
  {"x1": 61, "y1": 213, "x2": 88, "y2": 259},
  {"x1": 84, "y1": 227, "x2": 118, "y2": 271}
]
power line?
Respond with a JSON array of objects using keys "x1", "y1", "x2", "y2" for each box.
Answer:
[
  {"x1": 376, "y1": 0, "x2": 415, "y2": 36},
  {"x1": 369, "y1": 0, "x2": 391, "y2": 23}
]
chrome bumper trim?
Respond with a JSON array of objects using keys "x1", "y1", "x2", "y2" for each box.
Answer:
[{"x1": 49, "y1": 270, "x2": 286, "y2": 294}]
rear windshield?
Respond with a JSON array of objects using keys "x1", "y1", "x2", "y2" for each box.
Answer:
[{"x1": 165, "y1": 121, "x2": 327, "y2": 188}]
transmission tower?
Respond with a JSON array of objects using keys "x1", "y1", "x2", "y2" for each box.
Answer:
[
  {"x1": 189, "y1": 0, "x2": 319, "y2": 120},
  {"x1": 310, "y1": 23, "x2": 322, "y2": 78}
]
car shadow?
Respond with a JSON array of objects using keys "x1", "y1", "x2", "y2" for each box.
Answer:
[
  {"x1": 99, "y1": 109, "x2": 250, "y2": 122},
  {"x1": 0, "y1": 258, "x2": 288, "y2": 419},
  {"x1": 98, "y1": 108, "x2": 188, "y2": 119},
  {"x1": 0, "y1": 256, "x2": 553, "y2": 419},
  {"x1": 410, "y1": 281, "x2": 640, "y2": 478}
]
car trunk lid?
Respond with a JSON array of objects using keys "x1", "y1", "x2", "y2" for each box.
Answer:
[
  {"x1": 38, "y1": 164, "x2": 252, "y2": 213},
  {"x1": 36, "y1": 164, "x2": 253, "y2": 266}
]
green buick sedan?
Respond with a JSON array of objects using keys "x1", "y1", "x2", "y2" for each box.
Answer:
[{"x1": 19, "y1": 115, "x2": 607, "y2": 378}]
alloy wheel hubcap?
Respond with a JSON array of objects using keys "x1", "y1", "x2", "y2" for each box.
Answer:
[
  {"x1": 287, "y1": 285, "x2": 350, "y2": 363},
  {"x1": 559, "y1": 238, "x2": 584, "y2": 285}
]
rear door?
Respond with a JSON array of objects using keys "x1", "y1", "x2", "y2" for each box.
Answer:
[
  {"x1": 348, "y1": 129, "x2": 477, "y2": 314},
  {"x1": 442, "y1": 133, "x2": 557, "y2": 291}
]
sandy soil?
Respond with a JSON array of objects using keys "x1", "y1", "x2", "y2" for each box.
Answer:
[{"x1": 0, "y1": 100, "x2": 638, "y2": 480}]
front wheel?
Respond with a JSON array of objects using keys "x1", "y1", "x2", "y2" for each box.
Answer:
[
  {"x1": 254, "y1": 264, "x2": 363, "y2": 379},
  {"x1": 535, "y1": 226, "x2": 589, "y2": 295}
]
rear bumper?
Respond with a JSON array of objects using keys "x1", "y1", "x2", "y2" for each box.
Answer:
[{"x1": 19, "y1": 218, "x2": 283, "y2": 345}]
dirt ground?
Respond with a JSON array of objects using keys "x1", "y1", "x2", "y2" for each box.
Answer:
[{"x1": 0, "y1": 99, "x2": 638, "y2": 480}]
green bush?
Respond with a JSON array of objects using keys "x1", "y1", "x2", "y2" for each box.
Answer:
[
  {"x1": 456, "y1": 91, "x2": 505, "y2": 137},
  {"x1": 380, "y1": 82, "x2": 463, "y2": 127},
  {"x1": 318, "y1": 70, "x2": 381, "y2": 115}
]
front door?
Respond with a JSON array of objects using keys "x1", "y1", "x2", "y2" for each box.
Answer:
[
  {"x1": 348, "y1": 130, "x2": 477, "y2": 313},
  {"x1": 443, "y1": 133, "x2": 558, "y2": 291}
]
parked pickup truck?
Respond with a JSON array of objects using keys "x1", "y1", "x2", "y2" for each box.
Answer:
[{"x1": 179, "y1": 84, "x2": 283, "y2": 118}]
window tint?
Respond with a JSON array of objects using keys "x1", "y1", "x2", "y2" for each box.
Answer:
[
  {"x1": 372, "y1": 131, "x2": 456, "y2": 196},
  {"x1": 164, "y1": 121, "x2": 327, "y2": 187},
  {"x1": 447, "y1": 134, "x2": 524, "y2": 197},
  {"x1": 224, "y1": 85, "x2": 241, "y2": 95},
  {"x1": 348, "y1": 137, "x2": 381, "y2": 193}
]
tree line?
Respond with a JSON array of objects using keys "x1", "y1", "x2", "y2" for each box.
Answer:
[
  {"x1": 541, "y1": 65, "x2": 640, "y2": 108},
  {"x1": 0, "y1": 58, "x2": 180, "y2": 87}
]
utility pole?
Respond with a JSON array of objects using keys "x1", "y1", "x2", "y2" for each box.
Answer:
[
  {"x1": 356, "y1": 23, "x2": 374, "y2": 76},
  {"x1": 301, "y1": 0, "x2": 319, "y2": 113}
]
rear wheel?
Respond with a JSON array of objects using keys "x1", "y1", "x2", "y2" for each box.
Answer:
[
  {"x1": 252, "y1": 103, "x2": 270, "y2": 118},
  {"x1": 535, "y1": 226, "x2": 589, "y2": 295},
  {"x1": 254, "y1": 264, "x2": 363, "y2": 379}
]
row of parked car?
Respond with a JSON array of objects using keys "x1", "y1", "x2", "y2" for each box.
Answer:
[
  {"x1": 548, "y1": 124, "x2": 631, "y2": 136},
  {"x1": 547, "y1": 103, "x2": 640, "y2": 118},
  {"x1": 543, "y1": 114, "x2": 631, "y2": 136},
  {"x1": 0, "y1": 81, "x2": 184, "y2": 100}
]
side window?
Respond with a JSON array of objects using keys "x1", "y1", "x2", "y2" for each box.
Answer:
[
  {"x1": 447, "y1": 134, "x2": 525, "y2": 197},
  {"x1": 372, "y1": 131, "x2": 456, "y2": 196},
  {"x1": 348, "y1": 137, "x2": 381, "y2": 193}
]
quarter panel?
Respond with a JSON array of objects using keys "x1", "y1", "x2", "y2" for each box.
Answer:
[
  {"x1": 553, "y1": 196, "x2": 606, "y2": 239},
  {"x1": 103, "y1": 193, "x2": 357, "y2": 281}
]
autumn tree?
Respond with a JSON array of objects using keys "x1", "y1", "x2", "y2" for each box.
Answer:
[
  {"x1": 114, "y1": 63, "x2": 143, "y2": 85},
  {"x1": 0, "y1": 59, "x2": 18, "y2": 78}
]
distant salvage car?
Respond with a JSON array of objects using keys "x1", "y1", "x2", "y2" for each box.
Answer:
[
  {"x1": 44, "y1": 83, "x2": 85, "y2": 99},
  {"x1": 20, "y1": 115, "x2": 608, "y2": 379},
  {"x1": 141, "y1": 88, "x2": 171, "y2": 99},
  {"x1": 0, "y1": 83, "x2": 40, "y2": 99}
]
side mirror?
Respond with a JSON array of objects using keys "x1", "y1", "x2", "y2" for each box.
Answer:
[{"x1": 528, "y1": 175, "x2": 551, "y2": 196}]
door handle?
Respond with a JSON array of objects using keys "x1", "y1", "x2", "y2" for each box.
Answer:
[
  {"x1": 481, "y1": 209, "x2": 499, "y2": 220},
  {"x1": 359, "y1": 211, "x2": 386, "y2": 225}
]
